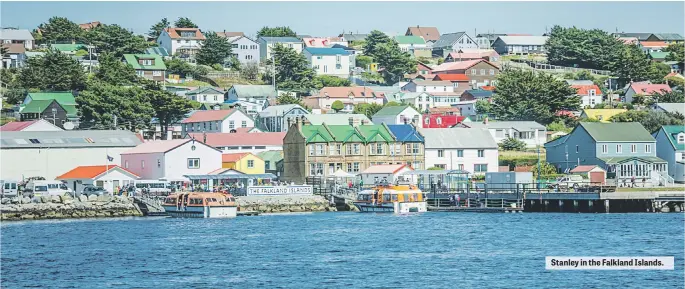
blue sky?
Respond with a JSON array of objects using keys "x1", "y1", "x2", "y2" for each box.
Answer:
[{"x1": 2, "y1": 2, "x2": 683, "y2": 37}]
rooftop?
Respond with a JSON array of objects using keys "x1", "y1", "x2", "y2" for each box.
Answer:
[
  {"x1": 230, "y1": 85, "x2": 278, "y2": 98},
  {"x1": 187, "y1": 132, "x2": 286, "y2": 147},
  {"x1": 304, "y1": 47, "x2": 350, "y2": 56},
  {"x1": 260, "y1": 36, "x2": 301, "y2": 43},
  {"x1": 0, "y1": 130, "x2": 142, "y2": 149},
  {"x1": 56, "y1": 165, "x2": 139, "y2": 180},
  {"x1": 495, "y1": 36, "x2": 548, "y2": 45},
  {"x1": 222, "y1": 152, "x2": 252, "y2": 163},
  {"x1": 121, "y1": 139, "x2": 192, "y2": 155},
  {"x1": 394, "y1": 35, "x2": 426, "y2": 45},
  {"x1": 406, "y1": 26, "x2": 440, "y2": 42},
  {"x1": 317, "y1": 86, "x2": 383, "y2": 98},
  {"x1": 181, "y1": 109, "x2": 240, "y2": 123},
  {"x1": 123, "y1": 54, "x2": 167, "y2": 70},
  {"x1": 418, "y1": 128, "x2": 498, "y2": 149},
  {"x1": 432, "y1": 59, "x2": 497, "y2": 72},
  {"x1": 304, "y1": 114, "x2": 372, "y2": 125},
  {"x1": 580, "y1": 122, "x2": 654, "y2": 142},
  {"x1": 0, "y1": 28, "x2": 34, "y2": 40},
  {"x1": 164, "y1": 28, "x2": 205, "y2": 40}
]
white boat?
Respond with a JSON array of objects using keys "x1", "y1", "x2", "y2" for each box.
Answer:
[
  {"x1": 353, "y1": 185, "x2": 427, "y2": 213},
  {"x1": 162, "y1": 192, "x2": 238, "y2": 218}
]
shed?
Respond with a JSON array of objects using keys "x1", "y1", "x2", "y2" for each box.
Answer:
[
  {"x1": 485, "y1": 172, "x2": 533, "y2": 191},
  {"x1": 570, "y1": 165, "x2": 606, "y2": 185},
  {"x1": 359, "y1": 164, "x2": 414, "y2": 185},
  {"x1": 55, "y1": 165, "x2": 140, "y2": 194}
]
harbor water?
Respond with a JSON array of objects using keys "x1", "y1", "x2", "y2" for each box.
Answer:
[{"x1": 2, "y1": 212, "x2": 683, "y2": 288}]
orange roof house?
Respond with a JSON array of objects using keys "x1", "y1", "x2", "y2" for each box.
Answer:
[{"x1": 56, "y1": 165, "x2": 140, "y2": 193}]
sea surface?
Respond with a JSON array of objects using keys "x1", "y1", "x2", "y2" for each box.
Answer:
[{"x1": 1, "y1": 212, "x2": 683, "y2": 288}]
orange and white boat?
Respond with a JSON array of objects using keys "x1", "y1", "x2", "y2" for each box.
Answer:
[
  {"x1": 353, "y1": 184, "x2": 427, "y2": 213},
  {"x1": 162, "y1": 192, "x2": 238, "y2": 218}
]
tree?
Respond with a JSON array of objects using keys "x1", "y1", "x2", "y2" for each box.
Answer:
[
  {"x1": 165, "y1": 58, "x2": 205, "y2": 78},
  {"x1": 610, "y1": 110, "x2": 685, "y2": 132},
  {"x1": 499, "y1": 137, "x2": 527, "y2": 151},
  {"x1": 491, "y1": 68, "x2": 580, "y2": 125},
  {"x1": 148, "y1": 18, "x2": 170, "y2": 40},
  {"x1": 95, "y1": 53, "x2": 139, "y2": 85},
  {"x1": 648, "y1": 62, "x2": 671, "y2": 84},
  {"x1": 331, "y1": 100, "x2": 344, "y2": 112},
  {"x1": 77, "y1": 80, "x2": 154, "y2": 131},
  {"x1": 18, "y1": 49, "x2": 86, "y2": 91},
  {"x1": 374, "y1": 42, "x2": 417, "y2": 84},
  {"x1": 34, "y1": 17, "x2": 83, "y2": 44},
  {"x1": 574, "y1": 70, "x2": 594, "y2": 81},
  {"x1": 241, "y1": 61, "x2": 260, "y2": 80},
  {"x1": 256, "y1": 26, "x2": 297, "y2": 38},
  {"x1": 361, "y1": 72, "x2": 383, "y2": 84},
  {"x1": 666, "y1": 75, "x2": 685, "y2": 88},
  {"x1": 276, "y1": 93, "x2": 302, "y2": 105},
  {"x1": 270, "y1": 44, "x2": 315, "y2": 93},
  {"x1": 653, "y1": 89, "x2": 685, "y2": 103},
  {"x1": 174, "y1": 17, "x2": 197, "y2": 28},
  {"x1": 545, "y1": 26, "x2": 623, "y2": 70},
  {"x1": 531, "y1": 162, "x2": 559, "y2": 177},
  {"x1": 610, "y1": 44, "x2": 652, "y2": 85},
  {"x1": 664, "y1": 43, "x2": 684, "y2": 64},
  {"x1": 363, "y1": 30, "x2": 392, "y2": 58},
  {"x1": 2, "y1": 88, "x2": 27, "y2": 105},
  {"x1": 546, "y1": 120, "x2": 572, "y2": 133},
  {"x1": 313, "y1": 75, "x2": 351, "y2": 89},
  {"x1": 196, "y1": 31, "x2": 232, "y2": 66},
  {"x1": 86, "y1": 24, "x2": 149, "y2": 57},
  {"x1": 353, "y1": 103, "x2": 384, "y2": 119},
  {"x1": 475, "y1": 99, "x2": 492, "y2": 115},
  {"x1": 355, "y1": 55, "x2": 373, "y2": 69},
  {"x1": 147, "y1": 86, "x2": 194, "y2": 140},
  {"x1": 385, "y1": 101, "x2": 401, "y2": 107}
]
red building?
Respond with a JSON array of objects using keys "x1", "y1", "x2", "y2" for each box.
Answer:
[{"x1": 422, "y1": 113, "x2": 466, "y2": 128}]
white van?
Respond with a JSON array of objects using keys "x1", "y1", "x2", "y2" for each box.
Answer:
[
  {"x1": 134, "y1": 180, "x2": 172, "y2": 194},
  {"x1": 26, "y1": 181, "x2": 73, "y2": 197},
  {"x1": 1, "y1": 180, "x2": 19, "y2": 197}
]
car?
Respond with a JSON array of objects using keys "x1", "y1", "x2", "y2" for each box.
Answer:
[
  {"x1": 547, "y1": 175, "x2": 586, "y2": 190},
  {"x1": 79, "y1": 185, "x2": 108, "y2": 196}
]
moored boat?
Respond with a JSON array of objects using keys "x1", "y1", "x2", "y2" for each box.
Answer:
[
  {"x1": 353, "y1": 184, "x2": 427, "y2": 213},
  {"x1": 162, "y1": 192, "x2": 238, "y2": 218}
]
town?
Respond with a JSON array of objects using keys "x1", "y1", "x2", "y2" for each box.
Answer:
[{"x1": 0, "y1": 16, "x2": 684, "y2": 214}]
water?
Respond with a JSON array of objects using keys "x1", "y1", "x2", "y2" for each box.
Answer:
[{"x1": 2, "y1": 212, "x2": 683, "y2": 288}]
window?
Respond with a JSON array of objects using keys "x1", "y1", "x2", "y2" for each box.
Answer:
[
  {"x1": 458, "y1": 164, "x2": 465, "y2": 170},
  {"x1": 309, "y1": 145, "x2": 315, "y2": 156},
  {"x1": 136, "y1": 70, "x2": 144, "y2": 76},
  {"x1": 477, "y1": 150, "x2": 484, "y2": 157},
  {"x1": 329, "y1": 144, "x2": 342, "y2": 155},
  {"x1": 424, "y1": 118, "x2": 430, "y2": 125},
  {"x1": 480, "y1": 69, "x2": 485, "y2": 75},
  {"x1": 678, "y1": 133, "x2": 685, "y2": 143},
  {"x1": 229, "y1": 121, "x2": 235, "y2": 129},
  {"x1": 489, "y1": 69, "x2": 495, "y2": 75},
  {"x1": 316, "y1": 144, "x2": 325, "y2": 155},
  {"x1": 336, "y1": 64, "x2": 342, "y2": 69},
  {"x1": 616, "y1": 144, "x2": 622, "y2": 153},
  {"x1": 324, "y1": 65, "x2": 328, "y2": 73},
  {"x1": 631, "y1": 144, "x2": 636, "y2": 153},
  {"x1": 471, "y1": 69, "x2": 476, "y2": 75},
  {"x1": 589, "y1": 89, "x2": 596, "y2": 96},
  {"x1": 187, "y1": 158, "x2": 200, "y2": 169},
  {"x1": 454, "y1": 82, "x2": 459, "y2": 88},
  {"x1": 443, "y1": 86, "x2": 447, "y2": 91},
  {"x1": 457, "y1": 150, "x2": 464, "y2": 157},
  {"x1": 602, "y1": 144, "x2": 608, "y2": 154},
  {"x1": 141, "y1": 160, "x2": 145, "y2": 169},
  {"x1": 153, "y1": 71, "x2": 162, "y2": 76},
  {"x1": 241, "y1": 121, "x2": 247, "y2": 128},
  {"x1": 371, "y1": 143, "x2": 385, "y2": 155},
  {"x1": 247, "y1": 160, "x2": 254, "y2": 168},
  {"x1": 214, "y1": 95, "x2": 218, "y2": 101},
  {"x1": 438, "y1": 150, "x2": 444, "y2": 157},
  {"x1": 436, "y1": 117, "x2": 442, "y2": 125},
  {"x1": 157, "y1": 159, "x2": 161, "y2": 168},
  {"x1": 125, "y1": 160, "x2": 129, "y2": 169},
  {"x1": 474, "y1": 164, "x2": 488, "y2": 172},
  {"x1": 645, "y1": 144, "x2": 651, "y2": 153},
  {"x1": 353, "y1": 162, "x2": 360, "y2": 172},
  {"x1": 576, "y1": 145, "x2": 579, "y2": 153}
]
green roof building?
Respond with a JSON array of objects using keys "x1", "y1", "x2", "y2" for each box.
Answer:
[
  {"x1": 122, "y1": 54, "x2": 166, "y2": 82},
  {"x1": 257, "y1": 150, "x2": 284, "y2": 176}
]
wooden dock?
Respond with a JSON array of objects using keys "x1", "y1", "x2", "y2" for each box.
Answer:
[
  {"x1": 428, "y1": 206, "x2": 524, "y2": 213},
  {"x1": 237, "y1": 211, "x2": 260, "y2": 216}
]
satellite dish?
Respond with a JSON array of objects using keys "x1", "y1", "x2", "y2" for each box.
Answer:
[{"x1": 63, "y1": 122, "x2": 75, "y2": 130}]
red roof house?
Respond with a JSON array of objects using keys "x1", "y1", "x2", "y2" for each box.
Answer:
[
  {"x1": 0, "y1": 119, "x2": 63, "y2": 132},
  {"x1": 422, "y1": 114, "x2": 466, "y2": 128},
  {"x1": 625, "y1": 83, "x2": 672, "y2": 103}
]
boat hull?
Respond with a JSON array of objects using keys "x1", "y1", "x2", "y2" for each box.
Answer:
[
  {"x1": 162, "y1": 205, "x2": 237, "y2": 218},
  {"x1": 354, "y1": 201, "x2": 427, "y2": 213}
]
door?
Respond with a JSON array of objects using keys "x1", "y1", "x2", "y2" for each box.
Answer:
[{"x1": 113, "y1": 180, "x2": 120, "y2": 191}]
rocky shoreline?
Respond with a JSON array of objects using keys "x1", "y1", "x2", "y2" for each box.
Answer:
[
  {"x1": 236, "y1": 195, "x2": 338, "y2": 213},
  {"x1": 1, "y1": 195, "x2": 143, "y2": 221}
]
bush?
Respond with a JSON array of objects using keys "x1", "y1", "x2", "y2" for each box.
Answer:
[
  {"x1": 211, "y1": 64, "x2": 224, "y2": 71},
  {"x1": 531, "y1": 162, "x2": 558, "y2": 177},
  {"x1": 331, "y1": 100, "x2": 344, "y2": 112},
  {"x1": 499, "y1": 137, "x2": 527, "y2": 151},
  {"x1": 192, "y1": 65, "x2": 210, "y2": 78}
]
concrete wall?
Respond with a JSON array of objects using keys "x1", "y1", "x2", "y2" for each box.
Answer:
[{"x1": 122, "y1": 152, "x2": 165, "y2": 180}]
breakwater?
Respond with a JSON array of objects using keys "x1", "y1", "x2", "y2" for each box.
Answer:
[
  {"x1": 0, "y1": 195, "x2": 143, "y2": 221},
  {"x1": 236, "y1": 195, "x2": 337, "y2": 213}
]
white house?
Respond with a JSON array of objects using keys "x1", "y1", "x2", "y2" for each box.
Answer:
[
  {"x1": 303, "y1": 47, "x2": 351, "y2": 79},
  {"x1": 0, "y1": 28, "x2": 34, "y2": 50},
  {"x1": 181, "y1": 109, "x2": 254, "y2": 135},
  {"x1": 571, "y1": 84, "x2": 603, "y2": 108},
  {"x1": 0, "y1": 119, "x2": 63, "y2": 132},
  {"x1": 359, "y1": 164, "x2": 414, "y2": 185},
  {"x1": 0, "y1": 130, "x2": 142, "y2": 181},
  {"x1": 56, "y1": 165, "x2": 140, "y2": 194},
  {"x1": 257, "y1": 104, "x2": 309, "y2": 132},
  {"x1": 157, "y1": 28, "x2": 205, "y2": 62},
  {"x1": 432, "y1": 32, "x2": 479, "y2": 57},
  {"x1": 452, "y1": 100, "x2": 478, "y2": 117},
  {"x1": 458, "y1": 120, "x2": 547, "y2": 148},
  {"x1": 187, "y1": 131, "x2": 285, "y2": 154},
  {"x1": 225, "y1": 35, "x2": 260, "y2": 65},
  {"x1": 185, "y1": 87, "x2": 226, "y2": 104},
  {"x1": 309, "y1": 87, "x2": 385, "y2": 113},
  {"x1": 120, "y1": 138, "x2": 222, "y2": 182},
  {"x1": 654, "y1": 125, "x2": 685, "y2": 183},
  {"x1": 402, "y1": 80, "x2": 455, "y2": 93},
  {"x1": 258, "y1": 37, "x2": 303, "y2": 61},
  {"x1": 418, "y1": 128, "x2": 499, "y2": 174},
  {"x1": 372, "y1": 105, "x2": 422, "y2": 125},
  {"x1": 398, "y1": 92, "x2": 435, "y2": 112},
  {"x1": 226, "y1": 85, "x2": 278, "y2": 105}
]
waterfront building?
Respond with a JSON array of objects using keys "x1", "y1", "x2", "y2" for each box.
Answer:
[
  {"x1": 653, "y1": 125, "x2": 685, "y2": 183},
  {"x1": 186, "y1": 131, "x2": 285, "y2": 154},
  {"x1": 282, "y1": 122, "x2": 424, "y2": 183},
  {"x1": 545, "y1": 122, "x2": 668, "y2": 183},
  {"x1": 0, "y1": 130, "x2": 142, "y2": 181},
  {"x1": 180, "y1": 109, "x2": 254, "y2": 135},
  {"x1": 418, "y1": 128, "x2": 499, "y2": 174},
  {"x1": 0, "y1": 119, "x2": 63, "y2": 132},
  {"x1": 456, "y1": 120, "x2": 547, "y2": 148},
  {"x1": 221, "y1": 152, "x2": 265, "y2": 174},
  {"x1": 56, "y1": 165, "x2": 140, "y2": 193},
  {"x1": 358, "y1": 164, "x2": 414, "y2": 186}
]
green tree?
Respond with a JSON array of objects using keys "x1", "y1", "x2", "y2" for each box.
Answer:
[
  {"x1": 240, "y1": 61, "x2": 260, "y2": 80},
  {"x1": 531, "y1": 162, "x2": 559, "y2": 177},
  {"x1": 77, "y1": 80, "x2": 154, "y2": 131},
  {"x1": 174, "y1": 17, "x2": 197, "y2": 28},
  {"x1": 574, "y1": 70, "x2": 594, "y2": 80},
  {"x1": 18, "y1": 49, "x2": 86, "y2": 91},
  {"x1": 363, "y1": 30, "x2": 392, "y2": 58},
  {"x1": 491, "y1": 68, "x2": 580, "y2": 125},
  {"x1": 546, "y1": 120, "x2": 571, "y2": 133},
  {"x1": 86, "y1": 24, "x2": 149, "y2": 57},
  {"x1": 374, "y1": 42, "x2": 417, "y2": 84},
  {"x1": 165, "y1": 58, "x2": 195, "y2": 78},
  {"x1": 653, "y1": 89, "x2": 685, "y2": 103},
  {"x1": 355, "y1": 55, "x2": 373, "y2": 69},
  {"x1": 95, "y1": 52, "x2": 139, "y2": 85},
  {"x1": 648, "y1": 62, "x2": 672, "y2": 84},
  {"x1": 666, "y1": 75, "x2": 685, "y2": 88},
  {"x1": 2, "y1": 88, "x2": 27, "y2": 105},
  {"x1": 276, "y1": 92, "x2": 302, "y2": 105},
  {"x1": 475, "y1": 99, "x2": 492, "y2": 115},
  {"x1": 610, "y1": 44, "x2": 652, "y2": 85},
  {"x1": 331, "y1": 100, "x2": 344, "y2": 112},
  {"x1": 147, "y1": 86, "x2": 194, "y2": 139},
  {"x1": 34, "y1": 17, "x2": 83, "y2": 44},
  {"x1": 664, "y1": 43, "x2": 684, "y2": 64},
  {"x1": 270, "y1": 44, "x2": 315, "y2": 93},
  {"x1": 610, "y1": 110, "x2": 685, "y2": 132},
  {"x1": 256, "y1": 26, "x2": 297, "y2": 38},
  {"x1": 545, "y1": 26, "x2": 623, "y2": 70},
  {"x1": 196, "y1": 31, "x2": 232, "y2": 66},
  {"x1": 148, "y1": 18, "x2": 170, "y2": 40},
  {"x1": 353, "y1": 103, "x2": 384, "y2": 119},
  {"x1": 313, "y1": 75, "x2": 351, "y2": 89},
  {"x1": 499, "y1": 137, "x2": 527, "y2": 151},
  {"x1": 361, "y1": 71, "x2": 383, "y2": 84}
]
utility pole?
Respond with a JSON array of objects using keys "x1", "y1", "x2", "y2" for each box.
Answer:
[
  {"x1": 271, "y1": 54, "x2": 277, "y2": 92},
  {"x1": 113, "y1": 115, "x2": 118, "y2": 129}
]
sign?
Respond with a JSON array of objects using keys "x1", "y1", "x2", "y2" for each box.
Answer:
[{"x1": 246, "y1": 186, "x2": 313, "y2": 196}]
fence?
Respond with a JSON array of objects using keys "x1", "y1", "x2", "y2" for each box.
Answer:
[
  {"x1": 206, "y1": 71, "x2": 241, "y2": 78},
  {"x1": 503, "y1": 60, "x2": 613, "y2": 76}
]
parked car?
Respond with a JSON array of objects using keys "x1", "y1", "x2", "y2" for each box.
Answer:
[
  {"x1": 1, "y1": 180, "x2": 19, "y2": 198},
  {"x1": 546, "y1": 175, "x2": 586, "y2": 190},
  {"x1": 78, "y1": 185, "x2": 108, "y2": 196}
]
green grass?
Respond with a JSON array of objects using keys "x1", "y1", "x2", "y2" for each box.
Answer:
[
  {"x1": 171, "y1": 80, "x2": 213, "y2": 87},
  {"x1": 212, "y1": 77, "x2": 263, "y2": 88}
]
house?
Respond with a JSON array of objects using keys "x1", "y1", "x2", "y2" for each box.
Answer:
[
  {"x1": 0, "y1": 119, "x2": 63, "y2": 132},
  {"x1": 432, "y1": 32, "x2": 479, "y2": 57},
  {"x1": 19, "y1": 92, "x2": 79, "y2": 129},
  {"x1": 444, "y1": 49, "x2": 500, "y2": 63},
  {"x1": 0, "y1": 130, "x2": 142, "y2": 181},
  {"x1": 0, "y1": 28, "x2": 34, "y2": 50},
  {"x1": 461, "y1": 89, "x2": 494, "y2": 101},
  {"x1": 216, "y1": 31, "x2": 245, "y2": 38},
  {"x1": 405, "y1": 26, "x2": 440, "y2": 43},
  {"x1": 569, "y1": 165, "x2": 607, "y2": 184},
  {"x1": 545, "y1": 122, "x2": 668, "y2": 183},
  {"x1": 257, "y1": 104, "x2": 309, "y2": 132},
  {"x1": 653, "y1": 125, "x2": 685, "y2": 182},
  {"x1": 221, "y1": 153, "x2": 265, "y2": 174},
  {"x1": 282, "y1": 122, "x2": 424, "y2": 183},
  {"x1": 303, "y1": 47, "x2": 351, "y2": 78},
  {"x1": 432, "y1": 59, "x2": 500, "y2": 88},
  {"x1": 613, "y1": 33, "x2": 656, "y2": 42},
  {"x1": 157, "y1": 28, "x2": 206, "y2": 62},
  {"x1": 310, "y1": 86, "x2": 385, "y2": 112},
  {"x1": 258, "y1": 37, "x2": 303, "y2": 61},
  {"x1": 418, "y1": 128, "x2": 499, "y2": 174},
  {"x1": 225, "y1": 35, "x2": 260, "y2": 65},
  {"x1": 303, "y1": 114, "x2": 372, "y2": 126},
  {"x1": 330, "y1": 44, "x2": 357, "y2": 68},
  {"x1": 458, "y1": 120, "x2": 547, "y2": 148},
  {"x1": 226, "y1": 85, "x2": 278, "y2": 107},
  {"x1": 257, "y1": 150, "x2": 284, "y2": 176},
  {"x1": 422, "y1": 111, "x2": 465, "y2": 128},
  {"x1": 372, "y1": 105, "x2": 422, "y2": 125},
  {"x1": 338, "y1": 33, "x2": 369, "y2": 47},
  {"x1": 651, "y1": 103, "x2": 685, "y2": 116},
  {"x1": 144, "y1": 47, "x2": 170, "y2": 59},
  {"x1": 417, "y1": 62, "x2": 433, "y2": 75},
  {"x1": 180, "y1": 108, "x2": 254, "y2": 135},
  {"x1": 624, "y1": 82, "x2": 672, "y2": 103},
  {"x1": 432, "y1": 74, "x2": 470, "y2": 95},
  {"x1": 187, "y1": 131, "x2": 285, "y2": 154},
  {"x1": 451, "y1": 100, "x2": 479, "y2": 117},
  {"x1": 122, "y1": 54, "x2": 166, "y2": 82},
  {"x1": 121, "y1": 138, "x2": 222, "y2": 183},
  {"x1": 648, "y1": 51, "x2": 669, "y2": 62},
  {"x1": 474, "y1": 33, "x2": 507, "y2": 48},
  {"x1": 49, "y1": 43, "x2": 90, "y2": 55},
  {"x1": 56, "y1": 165, "x2": 140, "y2": 194},
  {"x1": 394, "y1": 36, "x2": 431, "y2": 58},
  {"x1": 615, "y1": 33, "x2": 684, "y2": 44},
  {"x1": 1, "y1": 43, "x2": 26, "y2": 68},
  {"x1": 185, "y1": 87, "x2": 226, "y2": 104},
  {"x1": 402, "y1": 80, "x2": 455, "y2": 93},
  {"x1": 492, "y1": 36, "x2": 549, "y2": 55},
  {"x1": 359, "y1": 164, "x2": 414, "y2": 185},
  {"x1": 639, "y1": 41, "x2": 669, "y2": 53},
  {"x1": 394, "y1": 92, "x2": 433, "y2": 111},
  {"x1": 580, "y1": 109, "x2": 627, "y2": 122},
  {"x1": 571, "y1": 84, "x2": 603, "y2": 108}
]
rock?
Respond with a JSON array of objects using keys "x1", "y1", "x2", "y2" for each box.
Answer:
[
  {"x1": 1, "y1": 198, "x2": 10, "y2": 204},
  {"x1": 51, "y1": 195, "x2": 62, "y2": 203},
  {"x1": 32, "y1": 197, "x2": 42, "y2": 203},
  {"x1": 40, "y1": 195, "x2": 51, "y2": 203},
  {"x1": 78, "y1": 195, "x2": 88, "y2": 202},
  {"x1": 11, "y1": 197, "x2": 21, "y2": 204},
  {"x1": 62, "y1": 194, "x2": 73, "y2": 201},
  {"x1": 87, "y1": 194, "x2": 98, "y2": 202},
  {"x1": 97, "y1": 194, "x2": 112, "y2": 203},
  {"x1": 62, "y1": 199, "x2": 74, "y2": 205},
  {"x1": 21, "y1": 197, "x2": 31, "y2": 204}
]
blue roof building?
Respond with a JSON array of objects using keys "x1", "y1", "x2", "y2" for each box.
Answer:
[
  {"x1": 303, "y1": 47, "x2": 350, "y2": 56},
  {"x1": 387, "y1": 124, "x2": 424, "y2": 143},
  {"x1": 462, "y1": 89, "x2": 493, "y2": 100}
]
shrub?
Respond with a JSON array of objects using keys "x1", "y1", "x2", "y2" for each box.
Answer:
[
  {"x1": 498, "y1": 137, "x2": 527, "y2": 151},
  {"x1": 331, "y1": 100, "x2": 344, "y2": 112},
  {"x1": 211, "y1": 63, "x2": 224, "y2": 71}
]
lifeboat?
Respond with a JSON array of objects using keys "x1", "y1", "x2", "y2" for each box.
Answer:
[
  {"x1": 162, "y1": 192, "x2": 238, "y2": 218},
  {"x1": 353, "y1": 184, "x2": 427, "y2": 213}
]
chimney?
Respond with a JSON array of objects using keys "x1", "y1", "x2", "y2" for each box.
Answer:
[
  {"x1": 223, "y1": 30, "x2": 226, "y2": 34},
  {"x1": 203, "y1": 131, "x2": 207, "y2": 143}
]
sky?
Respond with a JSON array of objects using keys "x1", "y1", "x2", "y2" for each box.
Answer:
[{"x1": 1, "y1": 1, "x2": 684, "y2": 38}]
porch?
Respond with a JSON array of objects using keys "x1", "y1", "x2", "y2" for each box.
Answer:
[{"x1": 600, "y1": 156, "x2": 670, "y2": 186}]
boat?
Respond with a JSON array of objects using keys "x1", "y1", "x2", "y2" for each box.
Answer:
[
  {"x1": 353, "y1": 184, "x2": 427, "y2": 213},
  {"x1": 162, "y1": 192, "x2": 238, "y2": 218}
]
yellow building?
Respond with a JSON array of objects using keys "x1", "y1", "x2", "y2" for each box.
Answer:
[
  {"x1": 221, "y1": 153, "x2": 265, "y2": 174},
  {"x1": 580, "y1": 109, "x2": 627, "y2": 123}
]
